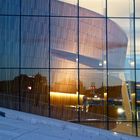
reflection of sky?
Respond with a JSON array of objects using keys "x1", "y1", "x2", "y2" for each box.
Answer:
[{"x1": 60, "y1": 0, "x2": 140, "y2": 56}]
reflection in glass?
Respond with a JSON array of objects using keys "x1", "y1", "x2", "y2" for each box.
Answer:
[
  {"x1": 108, "y1": 19, "x2": 134, "y2": 68},
  {"x1": 50, "y1": 17, "x2": 77, "y2": 68},
  {"x1": 108, "y1": 70, "x2": 136, "y2": 135},
  {"x1": 0, "y1": 69, "x2": 19, "y2": 110},
  {"x1": 80, "y1": 69, "x2": 107, "y2": 129},
  {"x1": 79, "y1": 18, "x2": 106, "y2": 68},
  {"x1": 0, "y1": 16, "x2": 19, "y2": 68},
  {"x1": 21, "y1": 0, "x2": 49, "y2": 15},
  {"x1": 108, "y1": 0, "x2": 133, "y2": 17},
  {"x1": 21, "y1": 17, "x2": 49, "y2": 68},
  {"x1": 79, "y1": 0, "x2": 105, "y2": 17},
  {"x1": 136, "y1": 0, "x2": 140, "y2": 17},
  {"x1": 50, "y1": 69, "x2": 78, "y2": 121},
  {"x1": 51, "y1": 0, "x2": 77, "y2": 16},
  {"x1": 20, "y1": 69, "x2": 49, "y2": 116},
  {"x1": 0, "y1": 0, "x2": 20, "y2": 15},
  {"x1": 136, "y1": 20, "x2": 140, "y2": 68}
]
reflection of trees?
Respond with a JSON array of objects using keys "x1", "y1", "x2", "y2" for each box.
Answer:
[{"x1": 0, "y1": 73, "x2": 49, "y2": 108}]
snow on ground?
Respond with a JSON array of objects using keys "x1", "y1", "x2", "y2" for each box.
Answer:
[{"x1": 0, "y1": 107, "x2": 139, "y2": 140}]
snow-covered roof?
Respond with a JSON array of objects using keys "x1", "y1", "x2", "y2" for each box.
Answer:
[{"x1": 0, "y1": 107, "x2": 139, "y2": 140}]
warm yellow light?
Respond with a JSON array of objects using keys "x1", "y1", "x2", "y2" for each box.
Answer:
[
  {"x1": 50, "y1": 92, "x2": 84, "y2": 99},
  {"x1": 28, "y1": 86, "x2": 32, "y2": 90},
  {"x1": 117, "y1": 108, "x2": 124, "y2": 114}
]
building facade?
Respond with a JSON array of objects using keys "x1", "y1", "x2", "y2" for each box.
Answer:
[{"x1": 0, "y1": 0, "x2": 140, "y2": 136}]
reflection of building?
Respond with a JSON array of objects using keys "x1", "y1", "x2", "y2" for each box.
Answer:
[{"x1": 1, "y1": 0, "x2": 139, "y2": 137}]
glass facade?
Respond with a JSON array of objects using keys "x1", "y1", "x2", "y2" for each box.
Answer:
[{"x1": 0, "y1": 0, "x2": 140, "y2": 136}]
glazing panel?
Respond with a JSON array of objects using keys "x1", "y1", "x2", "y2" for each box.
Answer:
[
  {"x1": 0, "y1": 16, "x2": 19, "y2": 68},
  {"x1": 50, "y1": 17, "x2": 77, "y2": 68},
  {"x1": 21, "y1": 17, "x2": 49, "y2": 68},
  {"x1": 0, "y1": 0, "x2": 20, "y2": 15},
  {"x1": 136, "y1": 0, "x2": 140, "y2": 17},
  {"x1": 136, "y1": 19, "x2": 140, "y2": 68},
  {"x1": 108, "y1": 0, "x2": 133, "y2": 17},
  {"x1": 51, "y1": 0, "x2": 77, "y2": 16},
  {"x1": 0, "y1": 69, "x2": 19, "y2": 110},
  {"x1": 136, "y1": 70, "x2": 140, "y2": 135},
  {"x1": 20, "y1": 69, "x2": 49, "y2": 116},
  {"x1": 79, "y1": 0, "x2": 105, "y2": 17},
  {"x1": 21, "y1": 0, "x2": 49, "y2": 15},
  {"x1": 136, "y1": 70, "x2": 140, "y2": 120},
  {"x1": 79, "y1": 18, "x2": 106, "y2": 68},
  {"x1": 80, "y1": 69, "x2": 107, "y2": 129},
  {"x1": 108, "y1": 19, "x2": 134, "y2": 69},
  {"x1": 50, "y1": 69, "x2": 78, "y2": 121},
  {"x1": 109, "y1": 122, "x2": 136, "y2": 136},
  {"x1": 108, "y1": 70, "x2": 136, "y2": 135}
]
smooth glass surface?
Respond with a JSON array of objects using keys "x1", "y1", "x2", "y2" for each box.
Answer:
[
  {"x1": 51, "y1": 0, "x2": 77, "y2": 16},
  {"x1": 0, "y1": 69, "x2": 19, "y2": 110},
  {"x1": 20, "y1": 69, "x2": 49, "y2": 116},
  {"x1": 136, "y1": 0, "x2": 140, "y2": 17},
  {"x1": 136, "y1": 19, "x2": 140, "y2": 68},
  {"x1": 21, "y1": 17, "x2": 49, "y2": 68},
  {"x1": 21, "y1": 0, "x2": 49, "y2": 15},
  {"x1": 50, "y1": 69, "x2": 78, "y2": 121},
  {"x1": 80, "y1": 69, "x2": 107, "y2": 129},
  {"x1": 0, "y1": 16, "x2": 19, "y2": 68},
  {"x1": 0, "y1": 0, "x2": 20, "y2": 15},
  {"x1": 79, "y1": 0, "x2": 105, "y2": 17},
  {"x1": 79, "y1": 18, "x2": 106, "y2": 68},
  {"x1": 0, "y1": 0, "x2": 140, "y2": 137},
  {"x1": 108, "y1": 70, "x2": 135, "y2": 122},
  {"x1": 108, "y1": 70, "x2": 137, "y2": 135},
  {"x1": 108, "y1": 0, "x2": 133, "y2": 17},
  {"x1": 50, "y1": 17, "x2": 77, "y2": 68},
  {"x1": 108, "y1": 19, "x2": 134, "y2": 69}
]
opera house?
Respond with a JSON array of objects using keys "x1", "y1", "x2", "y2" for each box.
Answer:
[{"x1": 0, "y1": 0, "x2": 139, "y2": 136}]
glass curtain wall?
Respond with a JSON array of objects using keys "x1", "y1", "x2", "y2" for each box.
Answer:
[{"x1": 0, "y1": 0, "x2": 139, "y2": 136}]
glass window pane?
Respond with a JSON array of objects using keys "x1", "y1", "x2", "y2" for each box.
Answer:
[
  {"x1": 20, "y1": 69, "x2": 49, "y2": 116},
  {"x1": 79, "y1": 18, "x2": 106, "y2": 68},
  {"x1": 50, "y1": 69, "x2": 78, "y2": 121},
  {"x1": 0, "y1": 0, "x2": 20, "y2": 15},
  {"x1": 136, "y1": 19, "x2": 140, "y2": 68},
  {"x1": 51, "y1": 0, "x2": 77, "y2": 16},
  {"x1": 136, "y1": 0, "x2": 140, "y2": 17},
  {"x1": 108, "y1": 70, "x2": 136, "y2": 135},
  {"x1": 0, "y1": 16, "x2": 19, "y2": 68},
  {"x1": 0, "y1": 69, "x2": 19, "y2": 110},
  {"x1": 21, "y1": 17, "x2": 49, "y2": 68},
  {"x1": 79, "y1": 0, "x2": 105, "y2": 17},
  {"x1": 136, "y1": 70, "x2": 140, "y2": 129},
  {"x1": 80, "y1": 69, "x2": 107, "y2": 129},
  {"x1": 108, "y1": 0, "x2": 133, "y2": 17},
  {"x1": 21, "y1": 0, "x2": 49, "y2": 15},
  {"x1": 108, "y1": 19, "x2": 134, "y2": 69},
  {"x1": 50, "y1": 17, "x2": 77, "y2": 68}
]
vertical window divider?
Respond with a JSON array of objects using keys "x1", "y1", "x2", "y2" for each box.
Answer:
[
  {"x1": 105, "y1": 0, "x2": 109, "y2": 130},
  {"x1": 18, "y1": 0, "x2": 22, "y2": 111},
  {"x1": 77, "y1": 0, "x2": 80, "y2": 122},
  {"x1": 48, "y1": 0, "x2": 51, "y2": 117},
  {"x1": 133, "y1": 0, "x2": 138, "y2": 136}
]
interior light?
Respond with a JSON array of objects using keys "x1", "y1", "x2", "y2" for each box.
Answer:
[
  {"x1": 28, "y1": 86, "x2": 32, "y2": 90},
  {"x1": 103, "y1": 60, "x2": 107, "y2": 65},
  {"x1": 117, "y1": 108, "x2": 124, "y2": 114},
  {"x1": 99, "y1": 62, "x2": 103, "y2": 66}
]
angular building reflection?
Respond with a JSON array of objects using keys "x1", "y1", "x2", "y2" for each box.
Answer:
[{"x1": 0, "y1": 0, "x2": 140, "y2": 137}]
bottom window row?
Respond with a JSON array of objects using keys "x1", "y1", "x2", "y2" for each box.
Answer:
[{"x1": 0, "y1": 69, "x2": 140, "y2": 136}]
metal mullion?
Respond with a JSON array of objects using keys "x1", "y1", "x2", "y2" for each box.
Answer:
[
  {"x1": 133, "y1": 0, "x2": 138, "y2": 136},
  {"x1": 48, "y1": 0, "x2": 51, "y2": 117}
]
